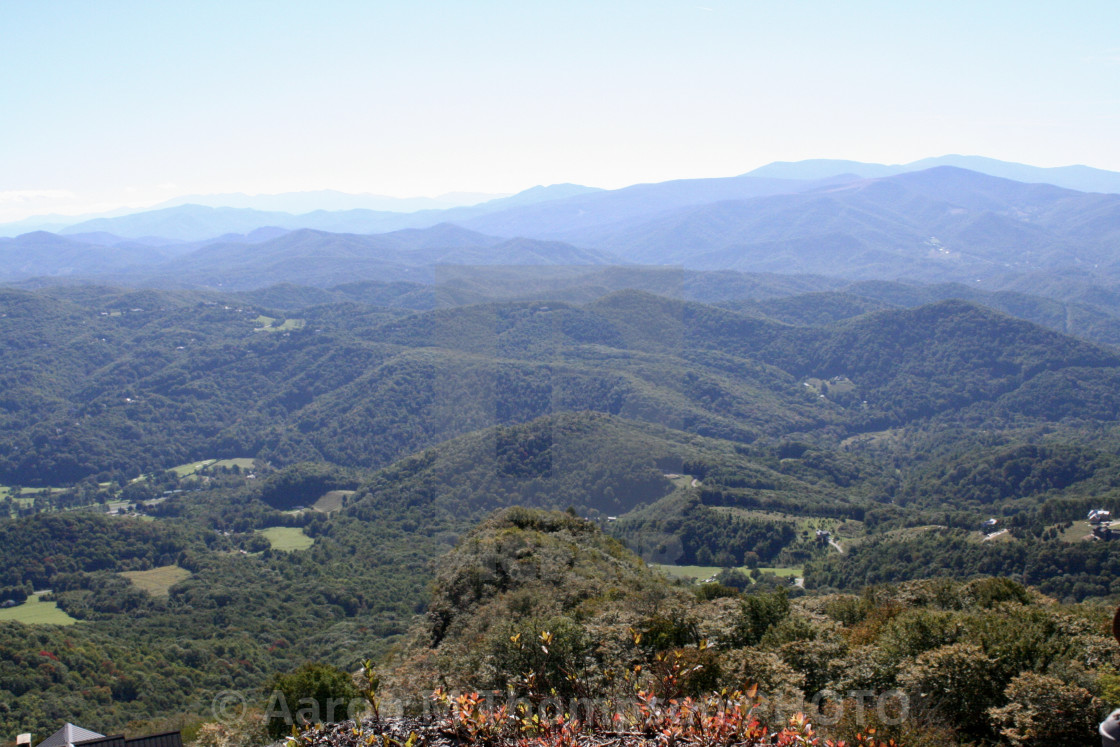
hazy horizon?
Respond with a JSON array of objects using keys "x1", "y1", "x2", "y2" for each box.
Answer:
[{"x1": 3, "y1": 1, "x2": 1118, "y2": 222}]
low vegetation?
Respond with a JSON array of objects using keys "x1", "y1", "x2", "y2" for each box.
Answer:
[{"x1": 374, "y1": 509, "x2": 1113, "y2": 746}]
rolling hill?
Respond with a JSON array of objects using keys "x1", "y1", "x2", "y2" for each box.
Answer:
[{"x1": 3, "y1": 285, "x2": 1119, "y2": 486}]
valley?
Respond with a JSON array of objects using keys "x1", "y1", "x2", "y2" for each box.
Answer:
[{"x1": 4, "y1": 164, "x2": 1120, "y2": 745}]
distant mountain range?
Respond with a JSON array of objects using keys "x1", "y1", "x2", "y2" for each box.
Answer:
[
  {"x1": 745, "y1": 154, "x2": 1120, "y2": 194},
  {"x1": 0, "y1": 223, "x2": 616, "y2": 289},
  {"x1": 150, "y1": 188, "x2": 509, "y2": 213},
  {"x1": 537, "y1": 166, "x2": 1120, "y2": 279},
  {"x1": 2, "y1": 158, "x2": 1120, "y2": 307},
  {"x1": 0, "y1": 184, "x2": 601, "y2": 240},
  {"x1": 5, "y1": 155, "x2": 1117, "y2": 241}
]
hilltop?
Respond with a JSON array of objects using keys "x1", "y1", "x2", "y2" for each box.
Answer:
[{"x1": 372, "y1": 507, "x2": 1114, "y2": 746}]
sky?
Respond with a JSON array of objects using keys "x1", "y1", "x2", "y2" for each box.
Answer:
[{"x1": 1, "y1": 0, "x2": 1119, "y2": 222}]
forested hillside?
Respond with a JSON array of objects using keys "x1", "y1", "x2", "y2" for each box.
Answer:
[
  {"x1": 5, "y1": 282, "x2": 1120, "y2": 741},
  {"x1": 4, "y1": 286, "x2": 1117, "y2": 485}
]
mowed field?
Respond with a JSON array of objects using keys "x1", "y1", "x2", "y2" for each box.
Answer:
[
  {"x1": 258, "y1": 526, "x2": 314, "y2": 551},
  {"x1": 168, "y1": 457, "x2": 256, "y2": 477},
  {"x1": 120, "y1": 565, "x2": 192, "y2": 596},
  {"x1": 170, "y1": 459, "x2": 217, "y2": 477},
  {"x1": 255, "y1": 315, "x2": 306, "y2": 332},
  {"x1": 0, "y1": 594, "x2": 78, "y2": 625},
  {"x1": 209, "y1": 458, "x2": 256, "y2": 470},
  {"x1": 312, "y1": 490, "x2": 354, "y2": 513}
]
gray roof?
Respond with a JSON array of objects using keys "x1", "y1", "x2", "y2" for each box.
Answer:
[{"x1": 38, "y1": 725, "x2": 105, "y2": 747}]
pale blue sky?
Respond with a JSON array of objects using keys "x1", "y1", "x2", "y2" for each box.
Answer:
[{"x1": 1, "y1": 0, "x2": 1118, "y2": 220}]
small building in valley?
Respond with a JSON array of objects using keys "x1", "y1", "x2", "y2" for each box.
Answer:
[{"x1": 1089, "y1": 509, "x2": 1112, "y2": 525}]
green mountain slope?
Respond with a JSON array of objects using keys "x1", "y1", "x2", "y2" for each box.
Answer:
[{"x1": 4, "y1": 286, "x2": 1119, "y2": 486}]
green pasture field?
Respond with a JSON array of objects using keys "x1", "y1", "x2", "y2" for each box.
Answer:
[
  {"x1": 120, "y1": 565, "x2": 192, "y2": 596},
  {"x1": 1059, "y1": 520, "x2": 1094, "y2": 542},
  {"x1": 0, "y1": 594, "x2": 78, "y2": 626},
  {"x1": 758, "y1": 566, "x2": 803, "y2": 578},
  {"x1": 257, "y1": 526, "x2": 314, "y2": 551},
  {"x1": 653, "y1": 564, "x2": 726, "y2": 581},
  {"x1": 170, "y1": 459, "x2": 218, "y2": 477},
  {"x1": 312, "y1": 490, "x2": 354, "y2": 513},
  {"x1": 209, "y1": 458, "x2": 257, "y2": 470},
  {"x1": 254, "y1": 315, "x2": 306, "y2": 332}
]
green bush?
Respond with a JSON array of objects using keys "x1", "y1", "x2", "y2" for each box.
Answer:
[{"x1": 264, "y1": 662, "x2": 359, "y2": 737}]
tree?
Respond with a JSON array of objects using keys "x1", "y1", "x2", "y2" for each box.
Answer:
[
  {"x1": 897, "y1": 642, "x2": 1000, "y2": 735},
  {"x1": 988, "y1": 671, "x2": 1101, "y2": 747},
  {"x1": 732, "y1": 588, "x2": 789, "y2": 646},
  {"x1": 264, "y1": 662, "x2": 359, "y2": 737}
]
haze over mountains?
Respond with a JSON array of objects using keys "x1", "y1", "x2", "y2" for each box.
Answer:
[
  {"x1": 3, "y1": 157, "x2": 1119, "y2": 314},
  {"x1": 745, "y1": 154, "x2": 1120, "y2": 193},
  {"x1": 4, "y1": 156, "x2": 1120, "y2": 353}
]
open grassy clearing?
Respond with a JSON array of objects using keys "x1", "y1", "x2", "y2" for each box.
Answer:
[
  {"x1": 982, "y1": 529, "x2": 1014, "y2": 543},
  {"x1": 802, "y1": 376, "x2": 856, "y2": 400},
  {"x1": 662, "y1": 474, "x2": 695, "y2": 490},
  {"x1": 312, "y1": 490, "x2": 354, "y2": 513},
  {"x1": 4, "y1": 493, "x2": 38, "y2": 517},
  {"x1": 120, "y1": 565, "x2": 191, "y2": 596},
  {"x1": 0, "y1": 594, "x2": 78, "y2": 626},
  {"x1": 653, "y1": 564, "x2": 803, "y2": 584},
  {"x1": 2, "y1": 485, "x2": 63, "y2": 497},
  {"x1": 1059, "y1": 520, "x2": 1094, "y2": 542},
  {"x1": 710, "y1": 505, "x2": 858, "y2": 536},
  {"x1": 170, "y1": 459, "x2": 218, "y2": 477},
  {"x1": 209, "y1": 458, "x2": 256, "y2": 471},
  {"x1": 257, "y1": 526, "x2": 314, "y2": 551},
  {"x1": 653, "y1": 564, "x2": 727, "y2": 581},
  {"x1": 758, "y1": 566, "x2": 803, "y2": 577},
  {"x1": 844, "y1": 524, "x2": 945, "y2": 548},
  {"x1": 710, "y1": 506, "x2": 802, "y2": 524},
  {"x1": 254, "y1": 315, "x2": 306, "y2": 332}
]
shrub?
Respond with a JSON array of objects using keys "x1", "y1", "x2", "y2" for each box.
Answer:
[
  {"x1": 897, "y1": 643, "x2": 999, "y2": 735},
  {"x1": 264, "y1": 662, "x2": 359, "y2": 737},
  {"x1": 988, "y1": 671, "x2": 1101, "y2": 747}
]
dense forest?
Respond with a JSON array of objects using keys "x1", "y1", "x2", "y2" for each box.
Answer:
[{"x1": 4, "y1": 282, "x2": 1120, "y2": 744}]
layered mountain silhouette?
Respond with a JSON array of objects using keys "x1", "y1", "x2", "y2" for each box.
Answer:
[
  {"x1": 2, "y1": 163, "x2": 1119, "y2": 302},
  {"x1": 746, "y1": 154, "x2": 1120, "y2": 193}
]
